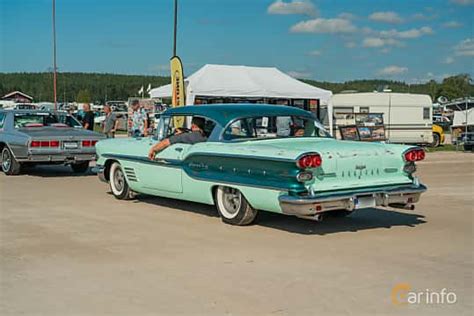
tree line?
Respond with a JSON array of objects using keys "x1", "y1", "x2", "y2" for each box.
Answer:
[{"x1": 0, "y1": 72, "x2": 472, "y2": 104}]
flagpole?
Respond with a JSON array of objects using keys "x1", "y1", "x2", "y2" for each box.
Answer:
[
  {"x1": 173, "y1": 0, "x2": 178, "y2": 57},
  {"x1": 52, "y1": 0, "x2": 58, "y2": 110}
]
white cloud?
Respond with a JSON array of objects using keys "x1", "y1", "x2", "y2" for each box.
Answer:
[
  {"x1": 267, "y1": 0, "x2": 318, "y2": 17},
  {"x1": 443, "y1": 56, "x2": 455, "y2": 64},
  {"x1": 307, "y1": 50, "x2": 322, "y2": 56},
  {"x1": 287, "y1": 70, "x2": 312, "y2": 78},
  {"x1": 345, "y1": 41, "x2": 357, "y2": 48},
  {"x1": 377, "y1": 65, "x2": 408, "y2": 76},
  {"x1": 369, "y1": 11, "x2": 404, "y2": 24},
  {"x1": 442, "y1": 21, "x2": 462, "y2": 28},
  {"x1": 454, "y1": 38, "x2": 474, "y2": 56},
  {"x1": 450, "y1": 0, "x2": 474, "y2": 5},
  {"x1": 338, "y1": 12, "x2": 357, "y2": 20},
  {"x1": 379, "y1": 26, "x2": 433, "y2": 39},
  {"x1": 290, "y1": 18, "x2": 357, "y2": 33},
  {"x1": 362, "y1": 37, "x2": 384, "y2": 47},
  {"x1": 411, "y1": 13, "x2": 438, "y2": 21},
  {"x1": 362, "y1": 37, "x2": 403, "y2": 48}
]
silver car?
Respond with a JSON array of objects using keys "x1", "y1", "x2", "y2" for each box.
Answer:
[{"x1": 0, "y1": 109, "x2": 105, "y2": 175}]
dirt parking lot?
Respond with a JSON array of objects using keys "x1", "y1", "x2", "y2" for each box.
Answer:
[{"x1": 0, "y1": 151, "x2": 472, "y2": 315}]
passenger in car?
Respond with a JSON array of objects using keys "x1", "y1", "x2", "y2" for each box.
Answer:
[{"x1": 148, "y1": 117, "x2": 207, "y2": 160}]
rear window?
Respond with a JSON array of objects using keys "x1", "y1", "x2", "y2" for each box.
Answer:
[
  {"x1": 222, "y1": 115, "x2": 329, "y2": 141},
  {"x1": 13, "y1": 113, "x2": 79, "y2": 128}
]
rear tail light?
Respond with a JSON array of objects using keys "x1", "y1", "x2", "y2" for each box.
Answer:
[
  {"x1": 82, "y1": 140, "x2": 98, "y2": 147},
  {"x1": 404, "y1": 148, "x2": 425, "y2": 162},
  {"x1": 50, "y1": 140, "x2": 60, "y2": 147},
  {"x1": 30, "y1": 140, "x2": 60, "y2": 148},
  {"x1": 297, "y1": 153, "x2": 322, "y2": 169}
]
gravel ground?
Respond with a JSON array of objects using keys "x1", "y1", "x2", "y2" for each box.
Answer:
[{"x1": 0, "y1": 151, "x2": 472, "y2": 315}]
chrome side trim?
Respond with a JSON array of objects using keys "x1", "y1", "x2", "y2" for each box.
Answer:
[{"x1": 102, "y1": 153, "x2": 182, "y2": 168}]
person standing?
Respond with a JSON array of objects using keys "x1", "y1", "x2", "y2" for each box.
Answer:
[
  {"x1": 82, "y1": 103, "x2": 95, "y2": 131},
  {"x1": 129, "y1": 100, "x2": 148, "y2": 137},
  {"x1": 102, "y1": 104, "x2": 119, "y2": 138}
]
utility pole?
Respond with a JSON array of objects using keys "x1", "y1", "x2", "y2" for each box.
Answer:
[
  {"x1": 52, "y1": 0, "x2": 58, "y2": 109},
  {"x1": 173, "y1": 0, "x2": 178, "y2": 56}
]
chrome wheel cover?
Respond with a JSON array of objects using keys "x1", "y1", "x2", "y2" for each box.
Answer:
[
  {"x1": 221, "y1": 187, "x2": 242, "y2": 217},
  {"x1": 113, "y1": 167, "x2": 125, "y2": 193},
  {"x1": 1, "y1": 149, "x2": 11, "y2": 172}
]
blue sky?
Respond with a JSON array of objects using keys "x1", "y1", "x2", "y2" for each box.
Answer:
[{"x1": 1, "y1": 0, "x2": 473, "y2": 82}]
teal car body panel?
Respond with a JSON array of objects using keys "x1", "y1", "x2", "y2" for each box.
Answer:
[{"x1": 95, "y1": 104, "x2": 426, "y2": 217}]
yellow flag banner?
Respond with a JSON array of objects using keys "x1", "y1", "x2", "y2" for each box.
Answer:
[{"x1": 170, "y1": 56, "x2": 186, "y2": 127}]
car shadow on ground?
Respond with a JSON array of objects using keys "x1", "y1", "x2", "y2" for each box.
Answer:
[
  {"x1": 135, "y1": 195, "x2": 426, "y2": 235},
  {"x1": 19, "y1": 165, "x2": 96, "y2": 178}
]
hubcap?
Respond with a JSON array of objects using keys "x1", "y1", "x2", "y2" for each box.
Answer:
[
  {"x1": 2, "y1": 149, "x2": 11, "y2": 172},
  {"x1": 113, "y1": 167, "x2": 125, "y2": 192},
  {"x1": 222, "y1": 187, "x2": 242, "y2": 215}
]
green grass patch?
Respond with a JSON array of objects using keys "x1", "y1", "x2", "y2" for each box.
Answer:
[{"x1": 425, "y1": 144, "x2": 460, "y2": 152}]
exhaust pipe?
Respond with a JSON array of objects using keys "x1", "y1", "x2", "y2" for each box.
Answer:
[{"x1": 297, "y1": 213, "x2": 325, "y2": 222}]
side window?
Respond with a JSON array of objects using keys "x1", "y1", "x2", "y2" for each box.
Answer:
[
  {"x1": 423, "y1": 107, "x2": 431, "y2": 120},
  {"x1": 159, "y1": 115, "x2": 215, "y2": 140},
  {"x1": 0, "y1": 113, "x2": 5, "y2": 129}
]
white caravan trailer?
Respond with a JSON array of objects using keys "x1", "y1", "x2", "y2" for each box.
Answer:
[{"x1": 331, "y1": 92, "x2": 433, "y2": 144}]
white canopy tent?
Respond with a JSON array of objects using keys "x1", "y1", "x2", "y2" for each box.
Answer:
[{"x1": 149, "y1": 64, "x2": 334, "y2": 134}]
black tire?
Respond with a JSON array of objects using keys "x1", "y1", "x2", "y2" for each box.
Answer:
[
  {"x1": 215, "y1": 186, "x2": 257, "y2": 225},
  {"x1": 464, "y1": 144, "x2": 473, "y2": 152},
  {"x1": 71, "y1": 161, "x2": 90, "y2": 173},
  {"x1": 1, "y1": 147, "x2": 22, "y2": 175},
  {"x1": 109, "y1": 162, "x2": 134, "y2": 200},
  {"x1": 430, "y1": 133, "x2": 440, "y2": 147}
]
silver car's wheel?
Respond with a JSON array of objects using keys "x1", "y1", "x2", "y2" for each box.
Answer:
[
  {"x1": 215, "y1": 186, "x2": 257, "y2": 225},
  {"x1": 109, "y1": 162, "x2": 133, "y2": 200},
  {"x1": 1, "y1": 147, "x2": 21, "y2": 175}
]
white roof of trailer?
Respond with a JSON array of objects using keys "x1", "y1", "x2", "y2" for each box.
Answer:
[
  {"x1": 331, "y1": 92, "x2": 432, "y2": 107},
  {"x1": 149, "y1": 64, "x2": 332, "y2": 105}
]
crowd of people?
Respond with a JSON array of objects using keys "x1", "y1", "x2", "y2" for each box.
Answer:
[{"x1": 79, "y1": 100, "x2": 149, "y2": 138}]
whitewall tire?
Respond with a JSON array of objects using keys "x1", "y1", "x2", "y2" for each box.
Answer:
[
  {"x1": 109, "y1": 162, "x2": 133, "y2": 200},
  {"x1": 215, "y1": 186, "x2": 257, "y2": 225}
]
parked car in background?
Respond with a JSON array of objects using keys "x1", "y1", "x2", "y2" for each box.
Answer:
[
  {"x1": 0, "y1": 109, "x2": 105, "y2": 175},
  {"x1": 95, "y1": 104, "x2": 427, "y2": 226},
  {"x1": 433, "y1": 114, "x2": 451, "y2": 131},
  {"x1": 14, "y1": 103, "x2": 38, "y2": 110},
  {"x1": 431, "y1": 124, "x2": 445, "y2": 147}
]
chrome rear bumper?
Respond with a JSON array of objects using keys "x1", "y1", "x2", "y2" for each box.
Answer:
[
  {"x1": 279, "y1": 183, "x2": 427, "y2": 218},
  {"x1": 18, "y1": 153, "x2": 96, "y2": 163}
]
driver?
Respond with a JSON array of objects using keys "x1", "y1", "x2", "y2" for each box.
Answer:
[{"x1": 148, "y1": 117, "x2": 207, "y2": 160}]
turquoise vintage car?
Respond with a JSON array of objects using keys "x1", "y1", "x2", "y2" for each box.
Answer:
[{"x1": 95, "y1": 104, "x2": 427, "y2": 225}]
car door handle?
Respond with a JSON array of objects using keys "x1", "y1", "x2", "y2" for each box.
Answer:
[{"x1": 175, "y1": 148, "x2": 183, "y2": 152}]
